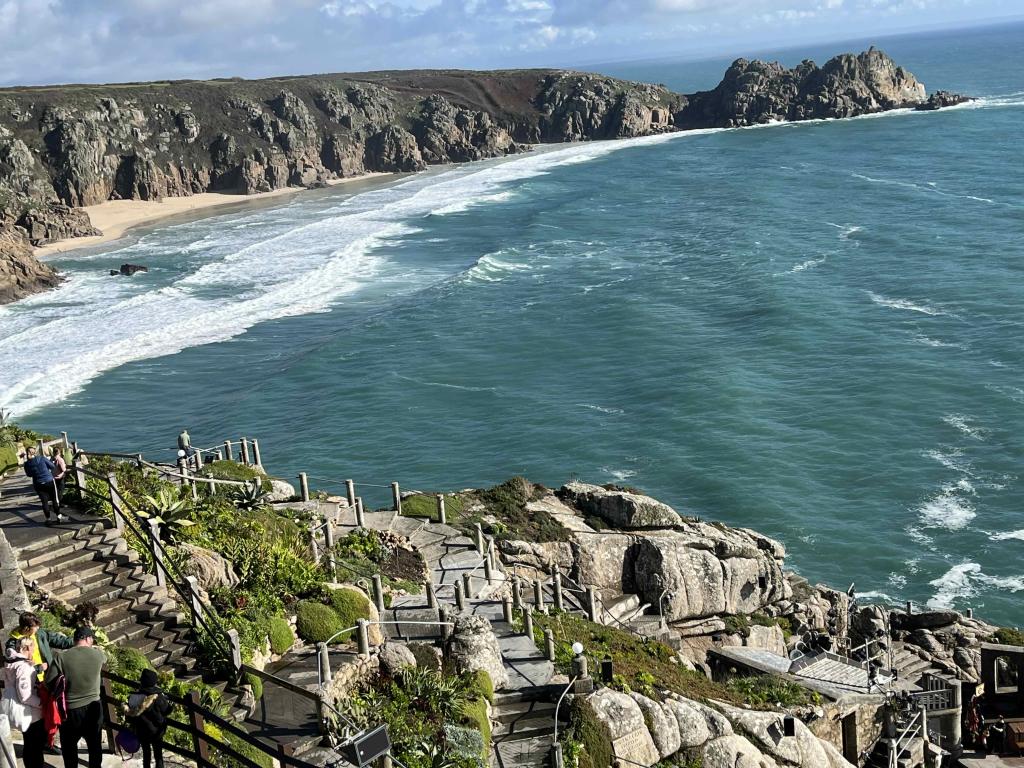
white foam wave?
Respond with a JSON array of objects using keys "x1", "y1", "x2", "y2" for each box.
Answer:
[
  {"x1": 578, "y1": 403, "x2": 625, "y2": 415},
  {"x1": 463, "y1": 252, "x2": 534, "y2": 284},
  {"x1": 912, "y1": 334, "x2": 964, "y2": 349},
  {"x1": 857, "y1": 590, "x2": 895, "y2": 602},
  {"x1": 431, "y1": 190, "x2": 516, "y2": 215},
  {"x1": 602, "y1": 467, "x2": 637, "y2": 482},
  {"x1": 789, "y1": 256, "x2": 826, "y2": 273},
  {"x1": 923, "y1": 447, "x2": 974, "y2": 476},
  {"x1": 928, "y1": 562, "x2": 1024, "y2": 610},
  {"x1": 991, "y1": 530, "x2": 1024, "y2": 542},
  {"x1": 917, "y1": 490, "x2": 976, "y2": 531},
  {"x1": 942, "y1": 413, "x2": 987, "y2": 440},
  {"x1": 851, "y1": 173, "x2": 996, "y2": 205},
  {"x1": 392, "y1": 373, "x2": 497, "y2": 393},
  {"x1": 867, "y1": 291, "x2": 949, "y2": 317},
  {"x1": 824, "y1": 222, "x2": 862, "y2": 240}
]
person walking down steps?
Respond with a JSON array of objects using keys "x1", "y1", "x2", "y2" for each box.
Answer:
[
  {"x1": 6, "y1": 612, "x2": 72, "y2": 756},
  {"x1": 126, "y1": 670, "x2": 170, "y2": 768},
  {"x1": 49, "y1": 627, "x2": 106, "y2": 768},
  {"x1": 21, "y1": 446, "x2": 66, "y2": 524}
]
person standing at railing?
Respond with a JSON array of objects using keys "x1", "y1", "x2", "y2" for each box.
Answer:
[
  {"x1": 48, "y1": 627, "x2": 106, "y2": 768},
  {"x1": 49, "y1": 446, "x2": 67, "y2": 508},
  {"x1": 125, "y1": 670, "x2": 170, "y2": 768},
  {"x1": 1, "y1": 637, "x2": 45, "y2": 768},
  {"x1": 21, "y1": 447, "x2": 66, "y2": 525}
]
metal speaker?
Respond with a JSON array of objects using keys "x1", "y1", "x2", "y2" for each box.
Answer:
[
  {"x1": 783, "y1": 716, "x2": 796, "y2": 738},
  {"x1": 601, "y1": 657, "x2": 614, "y2": 684},
  {"x1": 338, "y1": 725, "x2": 391, "y2": 768}
]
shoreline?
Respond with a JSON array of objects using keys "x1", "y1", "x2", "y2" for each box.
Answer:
[{"x1": 34, "y1": 172, "x2": 394, "y2": 259}]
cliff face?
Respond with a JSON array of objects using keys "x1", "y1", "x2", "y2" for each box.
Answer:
[{"x1": 0, "y1": 49, "x2": 936, "y2": 303}]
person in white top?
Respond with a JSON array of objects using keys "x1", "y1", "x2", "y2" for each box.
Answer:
[{"x1": 2, "y1": 636, "x2": 45, "y2": 768}]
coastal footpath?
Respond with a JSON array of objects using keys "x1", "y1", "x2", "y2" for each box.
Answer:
[
  {"x1": 0, "y1": 47, "x2": 963, "y2": 304},
  {"x1": 1, "y1": 423, "x2": 1019, "y2": 768}
]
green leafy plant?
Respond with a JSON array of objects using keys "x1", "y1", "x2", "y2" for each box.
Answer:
[
  {"x1": 230, "y1": 480, "x2": 269, "y2": 511},
  {"x1": 268, "y1": 616, "x2": 295, "y2": 655},
  {"x1": 138, "y1": 489, "x2": 195, "y2": 542},
  {"x1": 725, "y1": 675, "x2": 821, "y2": 708}
]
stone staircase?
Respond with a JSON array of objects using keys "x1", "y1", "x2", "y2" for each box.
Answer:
[
  {"x1": 790, "y1": 651, "x2": 878, "y2": 693},
  {"x1": 890, "y1": 642, "x2": 935, "y2": 687},
  {"x1": 491, "y1": 689, "x2": 556, "y2": 768},
  {"x1": 18, "y1": 514, "x2": 202, "y2": 680}
]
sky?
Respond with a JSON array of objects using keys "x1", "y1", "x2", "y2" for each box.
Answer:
[{"x1": 0, "y1": 0, "x2": 1019, "y2": 87}]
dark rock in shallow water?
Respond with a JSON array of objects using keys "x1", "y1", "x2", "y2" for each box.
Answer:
[
  {"x1": 915, "y1": 90, "x2": 973, "y2": 111},
  {"x1": 110, "y1": 263, "x2": 148, "y2": 276}
]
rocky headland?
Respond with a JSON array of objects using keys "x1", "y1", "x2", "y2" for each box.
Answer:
[{"x1": 0, "y1": 48, "x2": 966, "y2": 304}]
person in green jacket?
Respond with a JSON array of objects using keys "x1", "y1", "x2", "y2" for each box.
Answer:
[{"x1": 4, "y1": 612, "x2": 73, "y2": 678}]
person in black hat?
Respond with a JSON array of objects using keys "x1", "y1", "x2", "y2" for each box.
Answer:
[
  {"x1": 50, "y1": 626, "x2": 106, "y2": 768},
  {"x1": 126, "y1": 669, "x2": 171, "y2": 768}
]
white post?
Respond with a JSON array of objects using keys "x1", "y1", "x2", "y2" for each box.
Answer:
[{"x1": 227, "y1": 628, "x2": 242, "y2": 672}]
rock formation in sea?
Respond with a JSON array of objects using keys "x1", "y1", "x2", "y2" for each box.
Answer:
[{"x1": 0, "y1": 48, "x2": 957, "y2": 303}]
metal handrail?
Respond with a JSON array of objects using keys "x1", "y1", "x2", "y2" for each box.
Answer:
[{"x1": 73, "y1": 461, "x2": 235, "y2": 665}]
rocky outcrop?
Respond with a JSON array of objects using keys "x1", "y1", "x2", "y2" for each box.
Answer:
[
  {"x1": 445, "y1": 613, "x2": 509, "y2": 690},
  {"x1": 558, "y1": 482, "x2": 683, "y2": 528},
  {"x1": 0, "y1": 48, "x2": 944, "y2": 304},
  {"x1": 178, "y1": 543, "x2": 240, "y2": 591},
  {"x1": 679, "y1": 47, "x2": 926, "y2": 128},
  {"x1": 586, "y1": 690, "x2": 854, "y2": 768},
  {"x1": 0, "y1": 228, "x2": 59, "y2": 303},
  {"x1": 916, "y1": 90, "x2": 973, "y2": 111}
]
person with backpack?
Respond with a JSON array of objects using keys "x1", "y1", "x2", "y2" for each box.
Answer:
[
  {"x1": 49, "y1": 627, "x2": 106, "y2": 768},
  {"x1": 1, "y1": 637, "x2": 45, "y2": 768},
  {"x1": 125, "y1": 670, "x2": 171, "y2": 768},
  {"x1": 21, "y1": 446, "x2": 66, "y2": 524}
]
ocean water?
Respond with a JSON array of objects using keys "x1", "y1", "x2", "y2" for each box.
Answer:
[{"x1": 3, "y1": 23, "x2": 1023, "y2": 624}]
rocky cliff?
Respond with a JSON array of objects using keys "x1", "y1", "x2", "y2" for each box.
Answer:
[{"x1": 0, "y1": 49, "x2": 949, "y2": 303}]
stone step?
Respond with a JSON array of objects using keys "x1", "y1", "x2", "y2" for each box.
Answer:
[
  {"x1": 25, "y1": 552, "x2": 111, "y2": 589},
  {"x1": 492, "y1": 715, "x2": 555, "y2": 741},
  {"x1": 603, "y1": 593, "x2": 641, "y2": 624},
  {"x1": 16, "y1": 519, "x2": 109, "y2": 555},
  {"x1": 494, "y1": 737, "x2": 551, "y2": 768},
  {"x1": 493, "y1": 700, "x2": 556, "y2": 725},
  {"x1": 52, "y1": 565, "x2": 147, "y2": 603}
]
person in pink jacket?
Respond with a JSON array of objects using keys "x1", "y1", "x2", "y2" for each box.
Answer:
[{"x1": 2, "y1": 636, "x2": 45, "y2": 768}]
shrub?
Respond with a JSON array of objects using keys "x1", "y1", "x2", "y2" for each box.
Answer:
[
  {"x1": 993, "y1": 627, "x2": 1024, "y2": 646},
  {"x1": 470, "y1": 669, "x2": 494, "y2": 704},
  {"x1": 200, "y1": 461, "x2": 272, "y2": 492},
  {"x1": 0, "y1": 441, "x2": 19, "y2": 476},
  {"x1": 221, "y1": 731, "x2": 273, "y2": 768},
  {"x1": 726, "y1": 675, "x2": 821, "y2": 708},
  {"x1": 328, "y1": 588, "x2": 372, "y2": 639},
  {"x1": 107, "y1": 646, "x2": 154, "y2": 680},
  {"x1": 444, "y1": 724, "x2": 486, "y2": 764},
  {"x1": 295, "y1": 601, "x2": 344, "y2": 644},
  {"x1": 245, "y1": 672, "x2": 264, "y2": 703},
  {"x1": 268, "y1": 617, "x2": 295, "y2": 655}
]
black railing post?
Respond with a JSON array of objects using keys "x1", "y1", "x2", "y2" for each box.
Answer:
[{"x1": 188, "y1": 691, "x2": 210, "y2": 764}]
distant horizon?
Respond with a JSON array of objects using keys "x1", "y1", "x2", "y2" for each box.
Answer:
[
  {"x1": 0, "y1": 15, "x2": 1020, "y2": 93},
  {"x1": 0, "y1": 0, "x2": 1020, "y2": 89}
]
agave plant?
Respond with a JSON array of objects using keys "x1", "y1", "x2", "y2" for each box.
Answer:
[
  {"x1": 231, "y1": 479, "x2": 269, "y2": 511},
  {"x1": 138, "y1": 489, "x2": 195, "y2": 541}
]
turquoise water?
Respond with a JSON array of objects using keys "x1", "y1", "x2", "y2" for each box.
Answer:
[{"x1": 3, "y1": 24, "x2": 1023, "y2": 624}]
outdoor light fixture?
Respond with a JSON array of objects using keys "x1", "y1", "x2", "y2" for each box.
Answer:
[
  {"x1": 571, "y1": 642, "x2": 584, "y2": 656},
  {"x1": 177, "y1": 449, "x2": 186, "y2": 458},
  {"x1": 338, "y1": 725, "x2": 391, "y2": 767}
]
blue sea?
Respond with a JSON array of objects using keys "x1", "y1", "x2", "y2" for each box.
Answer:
[{"x1": 2, "y1": 23, "x2": 1022, "y2": 624}]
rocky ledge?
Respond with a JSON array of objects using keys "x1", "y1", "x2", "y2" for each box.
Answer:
[
  {"x1": 0, "y1": 48, "x2": 960, "y2": 303},
  {"x1": 915, "y1": 90, "x2": 974, "y2": 110}
]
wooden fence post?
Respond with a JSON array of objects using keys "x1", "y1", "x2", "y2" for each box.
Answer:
[
  {"x1": 355, "y1": 498, "x2": 366, "y2": 528},
  {"x1": 502, "y1": 595, "x2": 513, "y2": 625},
  {"x1": 523, "y1": 609, "x2": 534, "y2": 639},
  {"x1": 534, "y1": 579, "x2": 544, "y2": 612},
  {"x1": 251, "y1": 438, "x2": 262, "y2": 468},
  {"x1": 475, "y1": 523, "x2": 485, "y2": 555},
  {"x1": 391, "y1": 482, "x2": 402, "y2": 514},
  {"x1": 317, "y1": 642, "x2": 332, "y2": 685},
  {"x1": 484, "y1": 551, "x2": 494, "y2": 584},
  {"x1": 345, "y1": 480, "x2": 356, "y2": 507},
  {"x1": 512, "y1": 575, "x2": 523, "y2": 611},
  {"x1": 324, "y1": 515, "x2": 336, "y2": 574},
  {"x1": 100, "y1": 677, "x2": 117, "y2": 756},
  {"x1": 310, "y1": 522, "x2": 320, "y2": 564},
  {"x1": 454, "y1": 581, "x2": 465, "y2": 612},
  {"x1": 299, "y1": 473, "x2": 310, "y2": 503},
  {"x1": 187, "y1": 691, "x2": 210, "y2": 764},
  {"x1": 107, "y1": 473, "x2": 124, "y2": 536},
  {"x1": 545, "y1": 629, "x2": 556, "y2": 661},
  {"x1": 149, "y1": 519, "x2": 166, "y2": 586},
  {"x1": 223, "y1": 440, "x2": 232, "y2": 462},
  {"x1": 194, "y1": 448, "x2": 204, "y2": 471},
  {"x1": 436, "y1": 494, "x2": 446, "y2": 525},
  {"x1": 426, "y1": 582, "x2": 437, "y2": 610},
  {"x1": 554, "y1": 573, "x2": 564, "y2": 612},
  {"x1": 587, "y1": 586, "x2": 598, "y2": 623},
  {"x1": 357, "y1": 619, "x2": 370, "y2": 658},
  {"x1": 371, "y1": 575, "x2": 385, "y2": 614},
  {"x1": 227, "y1": 628, "x2": 242, "y2": 673},
  {"x1": 240, "y1": 438, "x2": 250, "y2": 466},
  {"x1": 73, "y1": 454, "x2": 86, "y2": 501},
  {"x1": 60, "y1": 432, "x2": 69, "y2": 450},
  {"x1": 462, "y1": 572, "x2": 473, "y2": 600}
]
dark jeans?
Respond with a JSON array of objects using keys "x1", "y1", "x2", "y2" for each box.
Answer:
[
  {"x1": 22, "y1": 718, "x2": 46, "y2": 768},
  {"x1": 60, "y1": 701, "x2": 103, "y2": 768},
  {"x1": 141, "y1": 738, "x2": 164, "y2": 768},
  {"x1": 33, "y1": 481, "x2": 59, "y2": 517}
]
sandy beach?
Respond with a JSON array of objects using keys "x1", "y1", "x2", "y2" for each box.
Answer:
[{"x1": 35, "y1": 173, "x2": 392, "y2": 258}]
